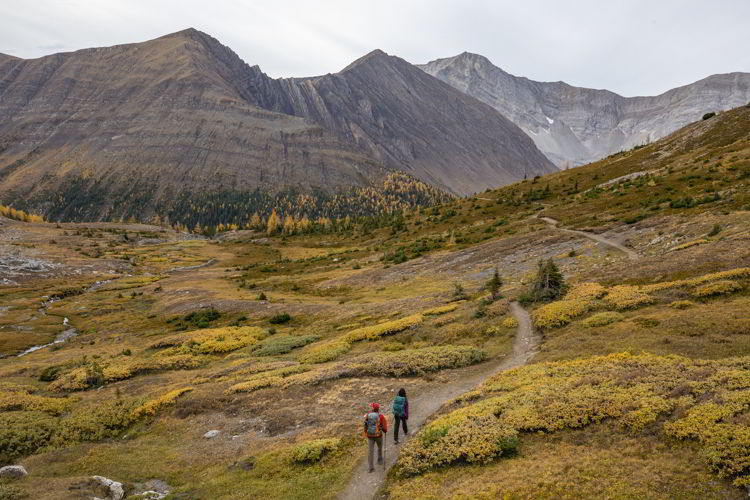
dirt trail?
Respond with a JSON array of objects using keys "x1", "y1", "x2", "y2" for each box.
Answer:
[
  {"x1": 167, "y1": 258, "x2": 217, "y2": 273},
  {"x1": 338, "y1": 302, "x2": 540, "y2": 500},
  {"x1": 539, "y1": 216, "x2": 640, "y2": 260}
]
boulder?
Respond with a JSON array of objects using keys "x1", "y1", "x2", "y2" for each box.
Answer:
[
  {"x1": 203, "y1": 429, "x2": 220, "y2": 439},
  {"x1": 0, "y1": 465, "x2": 27, "y2": 479},
  {"x1": 91, "y1": 475, "x2": 124, "y2": 500}
]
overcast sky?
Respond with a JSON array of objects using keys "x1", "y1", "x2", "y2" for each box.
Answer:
[{"x1": 1, "y1": 0, "x2": 749, "y2": 97}]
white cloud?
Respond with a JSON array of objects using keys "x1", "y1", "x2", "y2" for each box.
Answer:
[{"x1": 0, "y1": 0, "x2": 748, "y2": 96}]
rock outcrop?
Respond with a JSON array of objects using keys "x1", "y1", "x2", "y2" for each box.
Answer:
[
  {"x1": 91, "y1": 475, "x2": 124, "y2": 500},
  {"x1": 420, "y1": 52, "x2": 750, "y2": 167}
]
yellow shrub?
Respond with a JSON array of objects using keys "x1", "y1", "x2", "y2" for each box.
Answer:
[
  {"x1": 642, "y1": 267, "x2": 750, "y2": 293},
  {"x1": 290, "y1": 438, "x2": 341, "y2": 463},
  {"x1": 532, "y1": 300, "x2": 588, "y2": 329},
  {"x1": 149, "y1": 326, "x2": 263, "y2": 354},
  {"x1": 692, "y1": 280, "x2": 742, "y2": 298},
  {"x1": 105, "y1": 355, "x2": 204, "y2": 381},
  {"x1": 501, "y1": 317, "x2": 518, "y2": 329},
  {"x1": 225, "y1": 365, "x2": 310, "y2": 394},
  {"x1": 582, "y1": 312, "x2": 624, "y2": 328},
  {"x1": 47, "y1": 367, "x2": 90, "y2": 392},
  {"x1": 50, "y1": 355, "x2": 204, "y2": 392},
  {"x1": 604, "y1": 285, "x2": 654, "y2": 310},
  {"x1": 484, "y1": 326, "x2": 502, "y2": 336},
  {"x1": 227, "y1": 346, "x2": 485, "y2": 393},
  {"x1": 0, "y1": 391, "x2": 70, "y2": 415},
  {"x1": 423, "y1": 304, "x2": 459, "y2": 316},
  {"x1": 433, "y1": 314, "x2": 457, "y2": 327},
  {"x1": 669, "y1": 300, "x2": 694, "y2": 309},
  {"x1": 671, "y1": 238, "x2": 709, "y2": 251},
  {"x1": 565, "y1": 282, "x2": 606, "y2": 301},
  {"x1": 299, "y1": 340, "x2": 352, "y2": 364},
  {"x1": 130, "y1": 387, "x2": 193, "y2": 419},
  {"x1": 396, "y1": 352, "x2": 750, "y2": 482},
  {"x1": 344, "y1": 314, "x2": 424, "y2": 343}
]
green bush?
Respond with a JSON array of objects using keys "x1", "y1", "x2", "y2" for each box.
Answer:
[
  {"x1": 269, "y1": 313, "x2": 291, "y2": 324},
  {"x1": 0, "y1": 483, "x2": 29, "y2": 500},
  {"x1": 39, "y1": 365, "x2": 62, "y2": 382},
  {"x1": 348, "y1": 345, "x2": 487, "y2": 377},
  {"x1": 184, "y1": 308, "x2": 220, "y2": 328},
  {"x1": 452, "y1": 283, "x2": 468, "y2": 301},
  {"x1": 0, "y1": 411, "x2": 58, "y2": 462},
  {"x1": 290, "y1": 438, "x2": 340, "y2": 464},
  {"x1": 252, "y1": 335, "x2": 319, "y2": 356},
  {"x1": 496, "y1": 435, "x2": 520, "y2": 457},
  {"x1": 582, "y1": 312, "x2": 624, "y2": 328},
  {"x1": 702, "y1": 112, "x2": 716, "y2": 120}
]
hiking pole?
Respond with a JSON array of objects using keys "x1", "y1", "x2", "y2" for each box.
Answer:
[{"x1": 383, "y1": 430, "x2": 387, "y2": 470}]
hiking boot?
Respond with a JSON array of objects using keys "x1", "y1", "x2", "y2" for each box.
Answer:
[
  {"x1": 394, "y1": 440, "x2": 399, "y2": 445},
  {"x1": 368, "y1": 468, "x2": 375, "y2": 473}
]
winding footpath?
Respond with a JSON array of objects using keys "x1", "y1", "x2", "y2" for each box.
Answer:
[
  {"x1": 539, "y1": 216, "x2": 640, "y2": 261},
  {"x1": 338, "y1": 302, "x2": 540, "y2": 500}
]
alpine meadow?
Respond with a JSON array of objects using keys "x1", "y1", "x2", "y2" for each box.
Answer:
[{"x1": 1, "y1": 4, "x2": 750, "y2": 499}]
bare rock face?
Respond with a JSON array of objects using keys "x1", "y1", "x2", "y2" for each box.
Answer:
[
  {"x1": 0, "y1": 29, "x2": 555, "y2": 221},
  {"x1": 0, "y1": 29, "x2": 386, "y2": 221},
  {"x1": 420, "y1": 52, "x2": 750, "y2": 168},
  {"x1": 247, "y1": 50, "x2": 556, "y2": 195}
]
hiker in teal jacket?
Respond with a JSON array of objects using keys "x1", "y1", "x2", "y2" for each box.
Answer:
[{"x1": 392, "y1": 388, "x2": 409, "y2": 444}]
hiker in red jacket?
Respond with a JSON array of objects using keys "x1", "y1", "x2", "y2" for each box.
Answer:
[{"x1": 363, "y1": 402, "x2": 388, "y2": 472}]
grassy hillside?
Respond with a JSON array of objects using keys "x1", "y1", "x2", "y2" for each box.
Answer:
[{"x1": 0, "y1": 104, "x2": 749, "y2": 499}]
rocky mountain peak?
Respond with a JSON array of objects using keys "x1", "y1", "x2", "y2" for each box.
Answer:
[
  {"x1": 340, "y1": 49, "x2": 395, "y2": 72},
  {"x1": 421, "y1": 53, "x2": 750, "y2": 167}
]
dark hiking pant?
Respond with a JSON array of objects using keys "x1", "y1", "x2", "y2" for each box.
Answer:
[
  {"x1": 394, "y1": 415, "x2": 408, "y2": 441},
  {"x1": 368, "y1": 435, "x2": 383, "y2": 470}
]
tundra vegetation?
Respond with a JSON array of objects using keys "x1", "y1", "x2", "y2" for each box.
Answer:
[{"x1": 0, "y1": 105, "x2": 749, "y2": 499}]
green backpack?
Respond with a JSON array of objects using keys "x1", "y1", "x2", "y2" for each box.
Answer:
[{"x1": 392, "y1": 396, "x2": 406, "y2": 417}]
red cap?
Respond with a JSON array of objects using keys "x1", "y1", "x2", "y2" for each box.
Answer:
[{"x1": 370, "y1": 402, "x2": 380, "y2": 411}]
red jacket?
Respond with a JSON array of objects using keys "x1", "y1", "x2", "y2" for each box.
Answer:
[{"x1": 363, "y1": 412, "x2": 388, "y2": 436}]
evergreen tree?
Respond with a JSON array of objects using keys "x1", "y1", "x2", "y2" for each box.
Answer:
[
  {"x1": 486, "y1": 267, "x2": 503, "y2": 301},
  {"x1": 452, "y1": 282, "x2": 468, "y2": 301},
  {"x1": 529, "y1": 259, "x2": 567, "y2": 302}
]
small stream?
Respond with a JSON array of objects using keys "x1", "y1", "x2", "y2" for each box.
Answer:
[
  {"x1": 17, "y1": 292, "x2": 80, "y2": 357},
  {"x1": 18, "y1": 318, "x2": 78, "y2": 358},
  {"x1": 17, "y1": 317, "x2": 78, "y2": 356},
  {"x1": 14, "y1": 278, "x2": 118, "y2": 357}
]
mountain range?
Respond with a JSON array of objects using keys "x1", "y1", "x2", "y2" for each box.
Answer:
[
  {"x1": 1, "y1": 28, "x2": 748, "y2": 225},
  {"x1": 0, "y1": 29, "x2": 553, "y2": 223},
  {"x1": 420, "y1": 52, "x2": 750, "y2": 167}
]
